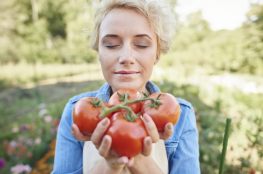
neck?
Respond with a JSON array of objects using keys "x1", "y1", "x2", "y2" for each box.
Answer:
[{"x1": 110, "y1": 86, "x2": 149, "y2": 95}]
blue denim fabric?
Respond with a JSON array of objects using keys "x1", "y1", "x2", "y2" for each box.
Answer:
[{"x1": 52, "y1": 81, "x2": 200, "y2": 174}]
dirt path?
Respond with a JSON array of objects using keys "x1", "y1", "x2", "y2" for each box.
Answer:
[{"x1": 187, "y1": 73, "x2": 263, "y2": 94}]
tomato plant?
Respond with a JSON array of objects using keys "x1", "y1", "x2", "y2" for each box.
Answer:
[
  {"x1": 106, "y1": 112, "x2": 148, "y2": 158},
  {"x1": 109, "y1": 88, "x2": 142, "y2": 114},
  {"x1": 142, "y1": 92, "x2": 181, "y2": 132},
  {"x1": 73, "y1": 97, "x2": 105, "y2": 136}
]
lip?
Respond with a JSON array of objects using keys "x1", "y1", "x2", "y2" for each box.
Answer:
[{"x1": 114, "y1": 70, "x2": 140, "y2": 74}]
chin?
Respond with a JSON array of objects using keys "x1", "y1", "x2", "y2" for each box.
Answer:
[{"x1": 112, "y1": 81, "x2": 144, "y2": 92}]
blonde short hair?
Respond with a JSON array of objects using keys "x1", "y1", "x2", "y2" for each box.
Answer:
[{"x1": 90, "y1": 0, "x2": 175, "y2": 57}]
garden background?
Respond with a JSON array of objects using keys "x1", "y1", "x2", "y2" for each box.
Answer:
[{"x1": 0, "y1": 0, "x2": 262, "y2": 173}]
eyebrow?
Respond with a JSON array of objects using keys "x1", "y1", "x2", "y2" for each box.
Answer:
[
  {"x1": 102, "y1": 34, "x2": 152, "y2": 40},
  {"x1": 134, "y1": 34, "x2": 152, "y2": 40},
  {"x1": 102, "y1": 34, "x2": 119, "y2": 39}
]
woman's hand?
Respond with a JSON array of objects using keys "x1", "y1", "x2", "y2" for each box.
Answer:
[
  {"x1": 71, "y1": 117, "x2": 111, "y2": 142},
  {"x1": 159, "y1": 121, "x2": 174, "y2": 140},
  {"x1": 126, "y1": 113, "x2": 173, "y2": 174},
  {"x1": 72, "y1": 118, "x2": 133, "y2": 174},
  {"x1": 92, "y1": 118, "x2": 133, "y2": 163},
  {"x1": 71, "y1": 123, "x2": 90, "y2": 141},
  {"x1": 142, "y1": 113, "x2": 173, "y2": 143}
]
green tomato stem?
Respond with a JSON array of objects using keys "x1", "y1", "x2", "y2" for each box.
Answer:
[
  {"x1": 100, "y1": 104, "x2": 136, "y2": 120},
  {"x1": 99, "y1": 96, "x2": 160, "y2": 121},
  {"x1": 124, "y1": 97, "x2": 156, "y2": 105}
]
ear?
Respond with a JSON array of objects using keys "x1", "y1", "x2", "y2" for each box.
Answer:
[
  {"x1": 155, "y1": 47, "x2": 160, "y2": 65},
  {"x1": 154, "y1": 57, "x2": 159, "y2": 65}
]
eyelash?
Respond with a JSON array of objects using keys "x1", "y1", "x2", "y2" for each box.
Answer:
[
  {"x1": 136, "y1": 45, "x2": 148, "y2": 48},
  {"x1": 104, "y1": 44, "x2": 149, "y2": 49},
  {"x1": 105, "y1": 45, "x2": 120, "y2": 49}
]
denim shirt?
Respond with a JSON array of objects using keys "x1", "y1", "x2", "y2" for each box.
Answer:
[{"x1": 52, "y1": 81, "x2": 200, "y2": 174}]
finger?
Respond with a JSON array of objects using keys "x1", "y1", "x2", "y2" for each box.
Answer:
[
  {"x1": 108, "y1": 156, "x2": 129, "y2": 169},
  {"x1": 142, "y1": 114, "x2": 159, "y2": 143},
  {"x1": 142, "y1": 136, "x2": 152, "y2": 156},
  {"x1": 116, "y1": 156, "x2": 129, "y2": 165},
  {"x1": 127, "y1": 157, "x2": 134, "y2": 167},
  {"x1": 159, "y1": 123, "x2": 173, "y2": 140},
  {"x1": 71, "y1": 123, "x2": 89, "y2": 141},
  {"x1": 98, "y1": 135, "x2": 112, "y2": 157},
  {"x1": 91, "y1": 118, "x2": 110, "y2": 146}
]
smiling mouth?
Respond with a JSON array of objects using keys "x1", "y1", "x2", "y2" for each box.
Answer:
[{"x1": 114, "y1": 70, "x2": 140, "y2": 75}]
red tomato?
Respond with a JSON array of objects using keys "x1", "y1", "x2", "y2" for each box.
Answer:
[
  {"x1": 106, "y1": 112, "x2": 148, "y2": 158},
  {"x1": 109, "y1": 89, "x2": 142, "y2": 113},
  {"x1": 142, "y1": 93, "x2": 181, "y2": 132},
  {"x1": 73, "y1": 97, "x2": 104, "y2": 136}
]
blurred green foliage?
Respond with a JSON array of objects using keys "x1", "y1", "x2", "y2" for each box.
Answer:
[
  {"x1": 167, "y1": 5, "x2": 263, "y2": 75},
  {"x1": 0, "y1": 0, "x2": 263, "y2": 75},
  {"x1": 0, "y1": 0, "x2": 96, "y2": 64}
]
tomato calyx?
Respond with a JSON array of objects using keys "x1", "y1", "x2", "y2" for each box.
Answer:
[
  {"x1": 90, "y1": 98, "x2": 103, "y2": 108},
  {"x1": 147, "y1": 94, "x2": 162, "y2": 109},
  {"x1": 142, "y1": 91, "x2": 150, "y2": 98},
  {"x1": 117, "y1": 92, "x2": 129, "y2": 102}
]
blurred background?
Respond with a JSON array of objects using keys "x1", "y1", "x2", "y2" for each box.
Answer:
[{"x1": 0, "y1": 0, "x2": 262, "y2": 173}]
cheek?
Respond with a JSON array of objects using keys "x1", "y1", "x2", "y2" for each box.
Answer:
[
  {"x1": 99, "y1": 48, "x2": 117, "y2": 65},
  {"x1": 98, "y1": 45, "x2": 108, "y2": 63},
  {"x1": 144, "y1": 52, "x2": 157, "y2": 66},
  {"x1": 99, "y1": 53, "x2": 110, "y2": 67}
]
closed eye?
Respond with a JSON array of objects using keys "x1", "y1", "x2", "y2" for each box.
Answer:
[
  {"x1": 105, "y1": 45, "x2": 120, "y2": 49},
  {"x1": 136, "y1": 45, "x2": 148, "y2": 48}
]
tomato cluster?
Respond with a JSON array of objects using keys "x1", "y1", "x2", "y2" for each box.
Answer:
[{"x1": 73, "y1": 89, "x2": 181, "y2": 158}]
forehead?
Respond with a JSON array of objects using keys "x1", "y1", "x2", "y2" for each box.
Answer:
[{"x1": 99, "y1": 8, "x2": 155, "y2": 38}]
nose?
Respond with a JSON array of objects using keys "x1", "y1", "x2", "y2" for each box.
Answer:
[{"x1": 118, "y1": 44, "x2": 135, "y2": 65}]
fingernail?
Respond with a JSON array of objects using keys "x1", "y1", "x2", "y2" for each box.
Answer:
[
  {"x1": 118, "y1": 157, "x2": 128, "y2": 164},
  {"x1": 146, "y1": 137, "x2": 151, "y2": 145},
  {"x1": 102, "y1": 118, "x2": 109, "y2": 126},
  {"x1": 127, "y1": 158, "x2": 134, "y2": 167},
  {"x1": 143, "y1": 114, "x2": 151, "y2": 123},
  {"x1": 168, "y1": 124, "x2": 173, "y2": 130},
  {"x1": 122, "y1": 157, "x2": 128, "y2": 164}
]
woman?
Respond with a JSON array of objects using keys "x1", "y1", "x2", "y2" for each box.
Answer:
[{"x1": 52, "y1": 0, "x2": 200, "y2": 173}]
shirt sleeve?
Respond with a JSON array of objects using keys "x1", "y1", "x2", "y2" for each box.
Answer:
[
  {"x1": 51, "y1": 101, "x2": 84, "y2": 174},
  {"x1": 166, "y1": 104, "x2": 200, "y2": 174}
]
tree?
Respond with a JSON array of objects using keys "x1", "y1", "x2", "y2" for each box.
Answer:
[
  {"x1": 172, "y1": 11, "x2": 211, "y2": 51},
  {"x1": 0, "y1": 0, "x2": 97, "y2": 64},
  {"x1": 241, "y1": 3, "x2": 263, "y2": 74}
]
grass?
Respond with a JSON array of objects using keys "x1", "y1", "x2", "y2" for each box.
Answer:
[{"x1": 0, "y1": 63, "x2": 103, "y2": 91}]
